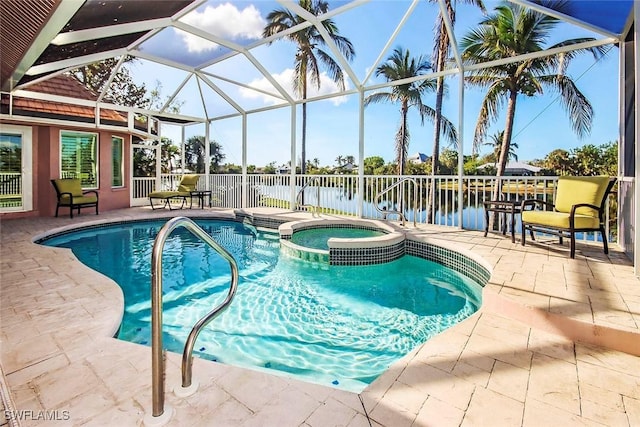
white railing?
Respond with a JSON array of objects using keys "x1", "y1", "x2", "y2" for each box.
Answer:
[
  {"x1": 0, "y1": 172, "x2": 22, "y2": 208},
  {"x1": 209, "y1": 174, "x2": 243, "y2": 208},
  {"x1": 131, "y1": 173, "x2": 617, "y2": 243},
  {"x1": 0, "y1": 172, "x2": 21, "y2": 194}
]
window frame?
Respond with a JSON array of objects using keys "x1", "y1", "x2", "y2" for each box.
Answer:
[
  {"x1": 0, "y1": 124, "x2": 33, "y2": 212},
  {"x1": 111, "y1": 135, "x2": 124, "y2": 188},
  {"x1": 59, "y1": 130, "x2": 99, "y2": 190}
]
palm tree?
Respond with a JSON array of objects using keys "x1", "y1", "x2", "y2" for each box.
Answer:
[
  {"x1": 263, "y1": 0, "x2": 355, "y2": 176},
  {"x1": 427, "y1": 0, "x2": 485, "y2": 225},
  {"x1": 430, "y1": 0, "x2": 485, "y2": 177},
  {"x1": 460, "y1": 1, "x2": 606, "y2": 201},
  {"x1": 365, "y1": 47, "x2": 457, "y2": 176},
  {"x1": 484, "y1": 130, "x2": 518, "y2": 163},
  {"x1": 159, "y1": 138, "x2": 180, "y2": 173},
  {"x1": 184, "y1": 136, "x2": 225, "y2": 173},
  {"x1": 185, "y1": 136, "x2": 206, "y2": 173},
  {"x1": 335, "y1": 155, "x2": 344, "y2": 166},
  {"x1": 209, "y1": 141, "x2": 225, "y2": 173}
]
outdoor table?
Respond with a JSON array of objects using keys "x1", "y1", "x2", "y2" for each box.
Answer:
[
  {"x1": 190, "y1": 190, "x2": 212, "y2": 209},
  {"x1": 483, "y1": 200, "x2": 522, "y2": 243}
]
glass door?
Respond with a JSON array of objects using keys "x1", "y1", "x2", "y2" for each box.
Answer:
[{"x1": 0, "y1": 125, "x2": 32, "y2": 212}]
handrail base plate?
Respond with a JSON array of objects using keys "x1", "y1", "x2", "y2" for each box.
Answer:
[
  {"x1": 143, "y1": 405, "x2": 174, "y2": 427},
  {"x1": 174, "y1": 380, "x2": 199, "y2": 398}
]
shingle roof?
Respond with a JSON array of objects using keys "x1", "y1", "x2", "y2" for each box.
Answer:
[{"x1": 3, "y1": 74, "x2": 126, "y2": 122}]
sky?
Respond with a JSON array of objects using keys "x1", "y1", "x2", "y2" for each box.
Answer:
[{"x1": 124, "y1": 0, "x2": 624, "y2": 169}]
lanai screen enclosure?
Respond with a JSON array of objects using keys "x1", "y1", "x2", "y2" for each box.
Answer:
[{"x1": 0, "y1": 0, "x2": 638, "y2": 274}]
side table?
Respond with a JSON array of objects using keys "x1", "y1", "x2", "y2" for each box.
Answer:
[
  {"x1": 483, "y1": 200, "x2": 521, "y2": 243},
  {"x1": 190, "y1": 190, "x2": 212, "y2": 209}
]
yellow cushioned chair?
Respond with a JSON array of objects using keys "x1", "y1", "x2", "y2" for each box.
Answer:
[
  {"x1": 520, "y1": 176, "x2": 616, "y2": 258},
  {"x1": 51, "y1": 178, "x2": 99, "y2": 218},
  {"x1": 148, "y1": 174, "x2": 200, "y2": 210}
]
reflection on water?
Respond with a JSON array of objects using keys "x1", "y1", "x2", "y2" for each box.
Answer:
[{"x1": 259, "y1": 184, "x2": 492, "y2": 229}]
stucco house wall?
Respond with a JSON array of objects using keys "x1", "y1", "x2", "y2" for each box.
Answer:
[{"x1": 0, "y1": 119, "x2": 135, "y2": 219}]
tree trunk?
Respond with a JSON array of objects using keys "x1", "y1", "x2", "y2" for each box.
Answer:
[
  {"x1": 427, "y1": 70, "x2": 446, "y2": 224},
  {"x1": 490, "y1": 90, "x2": 518, "y2": 229},
  {"x1": 301, "y1": 97, "x2": 307, "y2": 175},
  {"x1": 300, "y1": 80, "x2": 307, "y2": 206},
  {"x1": 399, "y1": 104, "x2": 408, "y2": 176},
  {"x1": 427, "y1": 11, "x2": 450, "y2": 224},
  {"x1": 397, "y1": 104, "x2": 409, "y2": 215},
  {"x1": 494, "y1": 90, "x2": 518, "y2": 197}
]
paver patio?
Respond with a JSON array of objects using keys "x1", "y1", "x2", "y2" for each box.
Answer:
[{"x1": 1, "y1": 207, "x2": 639, "y2": 426}]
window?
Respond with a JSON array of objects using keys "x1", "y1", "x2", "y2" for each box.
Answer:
[
  {"x1": 112, "y1": 136, "x2": 124, "y2": 187},
  {"x1": 0, "y1": 125, "x2": 33, "y2": 212},
  {"x1": 60, "y1": 131, "x2": 98, "y2": 188}
]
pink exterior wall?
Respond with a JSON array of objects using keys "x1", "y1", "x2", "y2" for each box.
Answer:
[{"x1": 0, "y1": 120, "x2": 135, "y2": 219}]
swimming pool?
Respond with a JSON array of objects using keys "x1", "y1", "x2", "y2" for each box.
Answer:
[
  {"x1": 291, "y1": 227, "x2": 385, "y2": 250},
  {"x1": 42, "y1": 218, "x2": 483, "y2": 392}
]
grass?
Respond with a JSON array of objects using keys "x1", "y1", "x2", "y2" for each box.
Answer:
[
  {"x1": 438, "y1": 180, "x2": 555, "y2": 194},
  {"x1": 259, "y1": 196, "x2": 354, "y2": 216}
]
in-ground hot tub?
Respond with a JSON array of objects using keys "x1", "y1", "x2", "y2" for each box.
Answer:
[{"x1": 279, "y1": 219, "x2": 405, "y2": 265}]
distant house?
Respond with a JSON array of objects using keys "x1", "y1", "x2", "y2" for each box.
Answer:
[
  {"x1": 408, "y1": 152, "x2": 428, "y2": 164},
  {"x1": 276, "y1": 165, "x2": 291, "y2": 175},
  {"x1": 333, "y1": 161, "x2": 356, "y2": 173},
  {"x1": 477, "y1": 161, "x2": 542, "y2": 176}
]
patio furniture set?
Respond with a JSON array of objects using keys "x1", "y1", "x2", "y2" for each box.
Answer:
[
  {"x1": 146, "y1": 174, "x2": 212, "y2": 210},
  {"x1": 484, "y1": 175, "x2": 615, "y2": 258},
  {"x1": 51, "y1": 174, "x2": 212, "y2": 220},
  {"x1": 52, "y1": 175, "x2": 615, "y2": 259}
]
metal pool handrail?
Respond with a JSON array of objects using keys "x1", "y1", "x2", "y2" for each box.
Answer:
[
  {"x1": 296, "y1": 176, "x2": 321, "y2": 215},
  {"x1": 150, "y1": 216, "x2": 239, "y2": 419},
  {"x1": 374, "y1": 177, "x2": 418, "y2": 227}
]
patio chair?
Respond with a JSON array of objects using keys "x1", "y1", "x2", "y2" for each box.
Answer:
[
  {"x1": 148, "y1": 174, "x2": 200, "y2": 210},
  {"x1": 520, "y1": 176, "x2": 616, "y2": 258},
  {"x1": 51, "y1": 178, "x2": 99, "y2": 218}
]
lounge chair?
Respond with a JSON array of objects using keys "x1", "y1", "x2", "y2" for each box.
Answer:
[
  {"x1": 51, "y1": 178, "x2": 99, "y2": 218},
  {"x1": 520, "y1": 176, "x2": 616, "y2": 258},
  {"x1": 148, "y1": 174, "x2": 200, "y2": 210}
]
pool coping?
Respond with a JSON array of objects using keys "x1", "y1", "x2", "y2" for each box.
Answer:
[
  {"x1": 24, "y1": 207, "x2": 640, "y2": 357},
  {"x1": 2, "y1": 207, "x2": 639, "y2": 426}
]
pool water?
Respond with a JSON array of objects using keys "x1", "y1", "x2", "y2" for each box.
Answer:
[
  {"x1": 43, "y1": 219, "x2": 482, "y2": 392},
  {"x1": 291, "y1": 227, "x2": 385, "y2": 250}
]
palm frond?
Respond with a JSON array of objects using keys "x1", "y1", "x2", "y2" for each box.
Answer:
[
  {"x1": 262, "y1": 9, "x2": 300, "y2": 41},
  {"x1": 316, "y1": 49, "x2": 346, "y2": 90},
  {"x1": 364, "y1": 91, "x2": 394, "y2": 106},
  {"x1": 419, "y1": 103, "x2": 459, "y2": 148},
  {"x1": 539, "y1": 74, "x2": 593, "y2": 138},
  {"x1": 474, "y1": 82, "x2": 508, "y2": 151},
  {"x1": 327, "y1": 33, "x2": 356, "y2": 61}
]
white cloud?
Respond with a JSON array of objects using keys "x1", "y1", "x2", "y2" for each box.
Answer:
[
  {"x1": 240, "y1": 69, "x2": 350, "y2": 106},
  {"x1": 177, "y1": 3, "x2": 266, "y2": 53}
]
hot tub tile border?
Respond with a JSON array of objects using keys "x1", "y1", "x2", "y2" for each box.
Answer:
[{"x1": 243, "y1": 212, "x2": 491, "y2": 287}]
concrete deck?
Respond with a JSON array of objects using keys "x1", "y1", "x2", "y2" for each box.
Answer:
[{"x1": 1, "y1": 207, "x2": 639, "y2": 426}]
